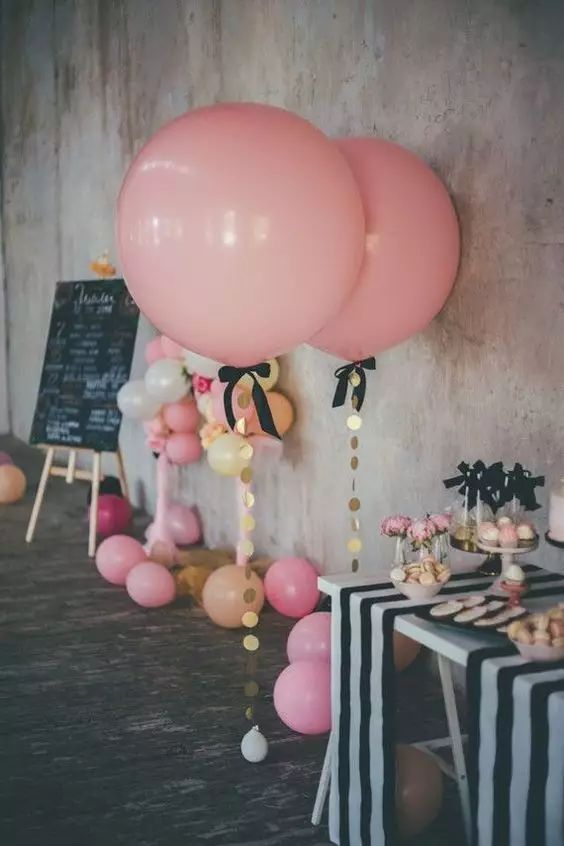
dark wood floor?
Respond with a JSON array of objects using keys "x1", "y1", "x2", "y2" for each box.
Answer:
[{"x1": 1, "y1": 437, "x2": 461, "y2": 845}]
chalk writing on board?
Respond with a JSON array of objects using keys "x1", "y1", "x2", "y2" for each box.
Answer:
[{"x1": 29, "y1": 279, "x2": 140, "y2": 452}]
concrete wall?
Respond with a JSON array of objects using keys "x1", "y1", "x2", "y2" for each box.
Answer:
[
  {"x1": 0, "y1": 205, "x2": 10, "y2": 433},
  {"x1": 2, "y1": 0, "x2": 564, "y2": 573}
]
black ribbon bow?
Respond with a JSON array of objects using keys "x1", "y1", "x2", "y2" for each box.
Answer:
[
  {"x1": 218, "y1": 363, "x2": 280, "y2": 440},
  {"x1": 505, "y1": 462, "x2": 545, "y2": 511},
  {"x1": 332, "y1": 358, "x2": 376, "y2": 413},
  {"x1": 443, "y1": 459, "x2": 498, "y2": 510}
]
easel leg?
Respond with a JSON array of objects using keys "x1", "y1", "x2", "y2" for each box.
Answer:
[
  {"x1": 312, "y1": 731, "x2": 333, "y2": 825},
  {"x1": 438, "y1": 654, "x2": 472, "y2": 845},
  {"x1": 88, "y1": 452, "x2": 102, "y2": 558},
  {"x1": 116, "y1": 448, "x2": 129, "y2": 501},
  {"x1": 65, "y1": 450, "x2": 77, "y2": 484},
  {"x1": 25, "y1": 447, "x2": 55, "y2": 543}
]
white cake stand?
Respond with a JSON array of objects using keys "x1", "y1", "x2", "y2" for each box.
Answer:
[{"x1": 477, "y1": 539, "x2": 538, "y2": 593}]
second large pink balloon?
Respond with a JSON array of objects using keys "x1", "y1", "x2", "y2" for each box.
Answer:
[
  {"x1": 117, "y1": 104, "x2": 365, "y2": 366},
  {"x1": 310, "y1": 138, "x2": 460, "y2": 361}
]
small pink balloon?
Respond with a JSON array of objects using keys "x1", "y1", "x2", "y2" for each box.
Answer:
[
  {"x1": 210, "y1": 380, "x2": 254, "y2": 426},
  {"x1": 264, "y1": 557, "x2": 320, "y2": 618},
  {"x1": 166, "y1": 502, "x2": 201, "y2": 545},
  {"x1": 287, "y1": 611, "x2": 331, "y2": 664},
  {"x1": 96, "y1": 535, "x2": 147, "y2": 585},
  {"x1": 274, "y1": 661, "x2": 331, "y2": 735},
  {"x1": 161, "y1": 336, "x2": 185, "y2": 359},
  {"x1": 165, "y1": 432, "x2": 202, "y2": 465},
  {"x1": 145, "y1": 336, "x2": 166, "y2": 364},
  {"x1": 0, "y1": 451, "x2": 13, "y2": 466},
  {"x1": 162, "y1": 398, "x2": 200, "y2": 433},
  {"x1": 126, "y1": 561, "x2": 176, "y2": 607},
  {"x1": 95, "y1": 495, "x2": 133, "y2": 537}
]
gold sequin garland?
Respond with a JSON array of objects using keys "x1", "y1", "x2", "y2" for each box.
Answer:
[
  {"x1": 346, "y1": 370, "x2": 363, "y2": 572},
  {"x1": 237, "y1": 417, "x2": 261, "y2": 725}
]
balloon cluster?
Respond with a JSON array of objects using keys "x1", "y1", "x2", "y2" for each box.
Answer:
[
  {"x1": 0, "y1": 452, "x2": 26, "y2": 504},
  {"x1": 118, "y1": 336, "x2": 202, "y2": 466},
  {"x1": 95, "y1": 534, "x2": 176, "y2": 608}
]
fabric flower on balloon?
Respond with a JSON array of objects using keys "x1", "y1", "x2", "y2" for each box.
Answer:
[
  {"x1": 199, "y1": 421, "x2": 227, "y2": 450},
  {"x1": 380, "y1": 515, "x2": 411, "y2": 538},
  {"x1": 192, "y1": 374, "x2": 213, "y2": 396}
]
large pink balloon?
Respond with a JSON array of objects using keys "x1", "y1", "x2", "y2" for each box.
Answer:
[
  {"x1": 310, "y1": 138, "x2": 460, "y2": 361},
  {"x1": 117, "y1": 103, "x2": 365, "y2": 365},
  {"x1": 162, "y1": 398, "x2": 200, "y2": 433},
  {"x1": 287, "y1": 611, "x2": 331, "y2": 664},
  {"x1": 274, "y1": 661, "x2": 331, "y2": 735},
  {"x1": 96, "y1": 535, "x2": 147, "y2": 585},
  {"x1": 264, "y1": 557, "x2": 320, "y2": 619},
  {"x1": 165, "y1": 432, "x2": 202, "y2": 465}
]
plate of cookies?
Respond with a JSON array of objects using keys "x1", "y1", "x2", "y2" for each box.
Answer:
[
  {"x1": 416, "y1": 594, "x2": 528, "y2": 635},
  {"x1": 507, "y1": 606, "x2": 564, "y2": 661},
  {"x1": 390, "y1": 555, "x2": 451, "y2": 599}
]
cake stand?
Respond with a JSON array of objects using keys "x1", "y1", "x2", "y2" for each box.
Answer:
[
  {"x1": 476, "y1": 539, "x2": 538, "y2": 593},
  {"x1": 449, "y1": 533, "x2": 502, "y2": 576},
  {"x1": 545, "y1": 531, "x2": 564, "y2": 550}
]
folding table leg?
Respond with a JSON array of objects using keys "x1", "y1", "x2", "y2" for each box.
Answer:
[
  {"x1": 438, "y1": 654, "x2": 472, "y2": 844},
  {"x1": 311, "y1": 732, "x2": 333, "y2": 825}
]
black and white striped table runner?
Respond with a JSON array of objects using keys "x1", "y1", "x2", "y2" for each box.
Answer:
[{"x1": 328, "y1": 566, "x2": 564, "y2": 846}]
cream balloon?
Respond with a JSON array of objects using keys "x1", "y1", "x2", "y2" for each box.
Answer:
[
  {"x1": 395, "y1": 745, "x2": 443, "y2": 839},
  {"x1": 183, "y1": 349, "x2": 223, "y2": 379},
  {"x1": 117, "y1": 379, "x2": 162, "y2": 421},
  {"x1": 145, "y1": 359, "x2": 188, "y2": 403},
  {"x1": 207, "y1": 432, "x2": 251, "y2": 476},
  {"x1": 238, "y1": 358, "x2": 280, "y2": 392}
]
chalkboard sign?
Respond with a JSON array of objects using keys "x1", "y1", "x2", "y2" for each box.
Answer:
[{"x1": 30, "y1": 279, "x2": 139, "y2": 452}]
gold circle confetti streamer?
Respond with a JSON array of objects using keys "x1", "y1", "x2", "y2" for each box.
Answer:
[
  {"x1": 242, "y1": 611, "x2": 259, "y2": 628},
  {"x1": 347, "y1": 414, "x2": 362, "y2": 431},
  {"x1": 243, "y1": 634, "x2": 260, "y2": 652}
]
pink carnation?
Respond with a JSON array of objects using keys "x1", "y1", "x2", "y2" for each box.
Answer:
[
  {"x1": 429, "y1": 513, "x2": 451, "y2": 534},
  {"x1": 380, "y1": 515, "x2": 411, "y2": 537},
  {"x1": 192, "y1": 374, "x2": 213, "y2": 395},
  {"x1": 408, "y1": 517, "x2": 437, "y2": 546}
]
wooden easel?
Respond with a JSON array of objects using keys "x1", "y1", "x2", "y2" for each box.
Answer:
[{"x1": 25, "y1": 445, "x2": 129, "y2": 557}]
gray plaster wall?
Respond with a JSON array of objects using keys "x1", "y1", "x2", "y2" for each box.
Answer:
[{"x1": 2, "y1": 0, "x2": 564, "y2": 573}]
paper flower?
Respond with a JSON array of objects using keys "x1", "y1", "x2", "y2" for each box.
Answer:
[
  {"x1": 192, "y1": 374, "x2": 213, "y2": 395},
  {"x1": 199, "y1": 421, "x2": 226, "y2": 450},
  {"x1": 380, "y1": 515, "x2": 412, "y2": 538}
]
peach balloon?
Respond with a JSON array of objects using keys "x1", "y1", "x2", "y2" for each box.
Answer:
[
  {"x1": 162, "y1": 398, "x2": 200, "y2": 433},
  {"x1": 117, "y1": 103, "x2": 365, "y2": 365},
  {"x1": 202, "y1": 564, "x2": 264, "y2": 628},
  {"x1": 395, "y1": 745, "x2": 443, "y2": 839},
  {"x1": 165, "y1": 432, "x2": 202, "y2": 465},
  {"x1": 393, "y1": 632, "x2": 421, "y2": 672},
  {"x1": 145, "y1": 336, "x2": 166, "y2": 365},
  {"x1": 310, "y1": 138, "x2": 460, "y2": 361},
  {"x1": 161, "y1": 336, "x2": 185, "y2": 359},
  {"x1": 248, "y1": 391, "x2": 294, "y2": 437},
  {"x1": 0, "y1": 465, "x2": 26, "y2": 503}
]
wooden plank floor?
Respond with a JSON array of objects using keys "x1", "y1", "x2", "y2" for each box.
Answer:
[{"x1": 1, "y1": 437, "x2": 461, "y2": 845}]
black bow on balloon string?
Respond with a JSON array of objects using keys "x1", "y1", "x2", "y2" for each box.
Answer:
[
  {"x1": 218, "y1": 363, "x2": 280, "y2": 439},
  {"x1": 443, "y1": 459, "x2": 544, "y2": 513},
  {"x1": 332, "y1": 358, "x2": 376, "y2": 412}
]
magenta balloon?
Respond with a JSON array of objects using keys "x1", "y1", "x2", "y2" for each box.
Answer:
[
  {"x1": 274, "y1": 661, "x2": 331, "y2": 735},
  {"x1": 287, "y1": 611, "x2": 331, "y2": 664},
  {"x1": 264, "y1": 557, "x2": 320, "y2": 619},
  {"x1": 310, "y1": 138, "x2": 460, "y2": 361},
  {"x1": 166, "y1": 502, "x2": 201, "y2": 546},
  {"x1": 116, "y1": 103, "x2": 365, "y2": 366},
  {"x1": 0, "y1": 451, "x2": 13, "y2": 466},
  {"x1": 95, "y1": 495, "x2": 132, "y2": 538}
]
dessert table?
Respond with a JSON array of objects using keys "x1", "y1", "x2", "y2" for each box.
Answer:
[{"x1": 315, "y1": 563, "x2": 564, "y2": 846}]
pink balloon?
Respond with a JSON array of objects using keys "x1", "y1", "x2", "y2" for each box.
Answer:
[
  {"x1": 274, "y1": 661, "x2": 331, "y2": 735},
  {"x1": 166, "y1": 502, "x2": 202, "y2": 545},
  {"x1": 116, "y1": 103, "x2": 365, "y2": 366},
  {"x1": 164, "y1": 432, "x2": 202, "y2": 465},
  {"x1": 126, "y1": 561, "x2": 176, "y2": 607},
  {"x1": 310, "y1": 138, "x2": 460, "y2": 360},
  {"x1": 210, "y1": 379, "x2": 254, "y2": 426},
  {"x1": 145, "y1": 336, "x2": 166, "y2": 365},
  {"x1": 264, "y1": 557, "x2": 320, "y2": 619},
  {"x1": 162, "y1": 398, "x2": 200, "y2": 433},
  {"x1": 0, "y1": 451, "x2": 13, "y2": 466},
  {"x1": 96, "y1": 535, "x2": 147, "y2": 585},
  {"x1": 161, "y1": 336, "x2": 185, "y2": 359},
  {"x1": 95, "y1": 495, "x2": 132, "y2": 537},
  {"x1": 287, "y1": 612, "x2": 331, "y2": 664}
]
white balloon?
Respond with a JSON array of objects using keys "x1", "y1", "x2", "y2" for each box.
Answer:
[
  {"x1": 145, "y1": 359, "x2": 188, "y2": 403},
  {"x1": 117, "y1": 380, "x2": 162, "y2": 421},
  {"x1": 183, "y1": 349, "x2": 223, "y2": 379},
  {"x1": 241, "y1": 726, "x2": 268, "y2": 763}
]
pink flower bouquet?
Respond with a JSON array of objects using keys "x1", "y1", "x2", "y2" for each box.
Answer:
[
  {"x1": 407, "y1": 517, "x2": 437, "y2": 551},
  {"x1": 429, "y1": 513, "x2": 451, "y2": 534},
  {"x1": 380, "y1": 515, "x2": 412, "y2": 538}
]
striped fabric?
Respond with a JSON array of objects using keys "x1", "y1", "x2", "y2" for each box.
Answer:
[{"x1": 328, "y1": 566, "x2": 564, "y2": 846}]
